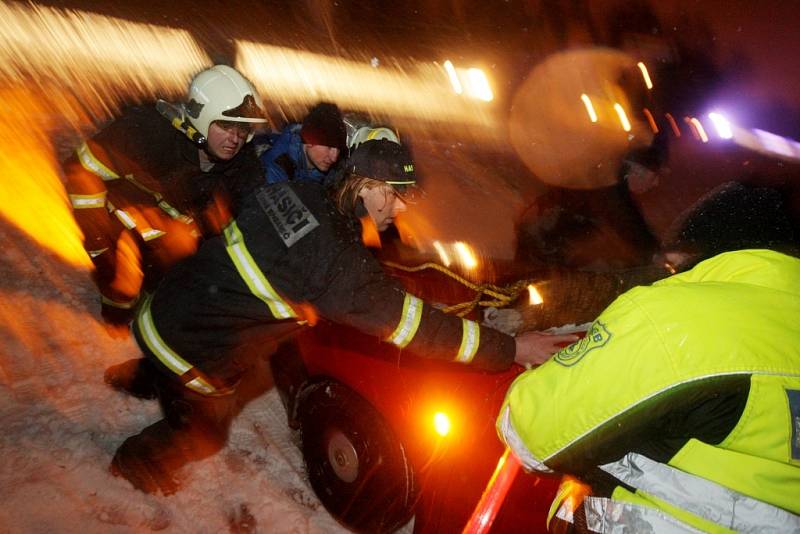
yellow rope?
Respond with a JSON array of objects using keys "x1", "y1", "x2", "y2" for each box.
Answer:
[{"x1": 382, "y1": 261, "x2": 533, "y2": 317}]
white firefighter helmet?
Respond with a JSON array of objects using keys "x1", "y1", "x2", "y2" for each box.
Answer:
[
  {"x1": 183, "y1": 65, "x2": 266, "y2": 143},
  {"x1": 349, "y1": 126, "x2": 400, "y2": 150}
]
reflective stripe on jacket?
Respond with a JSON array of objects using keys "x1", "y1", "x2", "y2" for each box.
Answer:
[
  {"x1": 498, "y1": 249, "x2": 800, "y2": 531},
  {"x1": 143, "y1": 181, "x2": 515, "y2": 386},
  {"x1": 63, "y1": 105, "x2": 264, "y2": 308}
]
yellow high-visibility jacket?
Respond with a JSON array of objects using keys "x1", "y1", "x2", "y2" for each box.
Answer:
[{"x1": 498, "y1": 249, "x2": 800, "y2": 532}]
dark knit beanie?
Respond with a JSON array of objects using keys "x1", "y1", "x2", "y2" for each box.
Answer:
[
  {"x1": 668, "y1": 181, "x2": 796, "y2": 258},
  {"x1": 300, "y1": 102, "x2": 347, "y2": 151}
]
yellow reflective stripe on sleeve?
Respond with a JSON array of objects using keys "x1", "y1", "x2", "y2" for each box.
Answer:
[
  {"x1": 113, "y1": 208, "x2": 136, "y2": 229},
  {"x1": 455, "y1": 319, "x2": 480, "y2": 363},
  {"x1": 88, "y1": 247, "x2": 108, "y2": 258},
  {"x1": 386, "y1": 293, "x2": 423, "y2": 348},
  {"x1": 223, "y1": 221, "x2": 297, "y2": 320},
  {"x1": 101, "y1": 294, "x2": 138, "y2": 310},
  {"x1": 136, "y1": 297, "x2": 217, "y2": 396},
  {"x1": 140, "y1": 228, "x2": 165, "y2": 241},
  {"x1": 69, "y1": 191, "x2": 106, "y2": 209},
  {"x1": 76, "y1": 142, "x2": 120, "y2": 181}
]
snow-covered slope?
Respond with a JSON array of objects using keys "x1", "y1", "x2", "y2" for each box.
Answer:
[{"x1": 0, "y1": 222, "x2": 351, "y2": 533}]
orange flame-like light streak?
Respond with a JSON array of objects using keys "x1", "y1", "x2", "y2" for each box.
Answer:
[
  {"x1": 0, "y1": 3, "x2": 211, "y2": 265},
  {"x1": 528, "y1": 284, "x2": 543, "y2": 305},
  {"x1": 236, "y1": 40, "x2": 496, "y2": 127}
]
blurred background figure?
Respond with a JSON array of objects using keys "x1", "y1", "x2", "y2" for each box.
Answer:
[{"x1": 510, "y1": 47, "x2": 661, "y2": 272}]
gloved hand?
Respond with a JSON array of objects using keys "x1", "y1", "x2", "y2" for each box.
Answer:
[{"x1": 483, "y1": 307, "x2": 523, "y2": 336}]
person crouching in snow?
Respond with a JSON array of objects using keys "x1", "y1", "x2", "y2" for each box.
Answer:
[
  {"x1": 496, "y1": 181, "x2": 800, "y2": 533},
  {"x1": 108, "y1": 139, "x2": 576, "y2": 495}
]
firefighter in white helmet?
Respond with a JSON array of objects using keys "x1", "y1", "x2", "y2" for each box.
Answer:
[{"x1": 64, "y1": 65, "x2": 267, "y2": 346}]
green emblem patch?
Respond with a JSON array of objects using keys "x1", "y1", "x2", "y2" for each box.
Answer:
[{"x1": 554, "y1": 321, "x2": 611, "y2": 367}]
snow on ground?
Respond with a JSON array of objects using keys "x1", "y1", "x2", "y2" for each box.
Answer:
[{"x1": 0, "y1": 222, "x2": 353, "y2": 533}]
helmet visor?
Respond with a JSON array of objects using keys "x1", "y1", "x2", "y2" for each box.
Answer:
[
  {"x1": 387, "y1": 179, "x2": 424, "y2": 204},
  {"x1": 221, "y1": 94, "x2": 266, "y2": 123}
]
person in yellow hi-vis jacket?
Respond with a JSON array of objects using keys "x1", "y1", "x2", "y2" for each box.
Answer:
[
  {"x1": 499, "y1": 248, "x2": 800, "y2": 533},
  {"x1": 496, "y1": 182, "x2": 800, "y2": 532}
]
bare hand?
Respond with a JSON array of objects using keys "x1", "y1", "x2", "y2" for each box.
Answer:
[{"x1": 514, "y1": 331, "x2": 579, "y2": 368}]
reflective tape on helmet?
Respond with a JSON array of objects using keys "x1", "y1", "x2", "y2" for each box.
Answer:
[
  {"x1": 455, "y1": 319, "x2": 480, "y2": 363},
  {"x1": 140, "y1": 228, "x2": 166, "y2": 241},
  {"x1": 223, "y1": 221, "x2": 296, "y2": 320},
  {"x1": 386, "y1": 293, "x2": 423, "y2": 348},
  {"x1": 69, "y1": 191, "x2": 106, "y2": 209},
  {"x1": 136, "y1": 296, "x2": 219, "y2": 396},
  {"x1": 76, "y1": 142, "x2": 120, "y2": 181},
  {"x1": 101, "y1": 294, "x2": 138, "y2": 310}
]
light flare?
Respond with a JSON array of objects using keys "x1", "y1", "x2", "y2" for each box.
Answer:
[
  {"x1": 642, "y1": 108, "x2": 659, "y2": 133},
  {"x1": 686, "y1": 117, "x2": 709, "y2": 143},
  {"x1": 637, "y1": 61, "x2": 653, "y2": 89},
  {"x1": 0, "y1": 88, "x2": 90, "y2": 267},
  {"x1": 613, "y1": 103, "x2": 632, "y2": 132},
  {"x1": 236, "y1": 41, "x2": 495, "y2": 127},
  {"x1": 528, "y1": 284, "x2": 543, "y2": 305},
  {"x1": 443, "y1": 60, "x2": 463, "y2": 94},
  {"x1": 466, "y1": 68, "x2": 493, "y2": 102},
  {"x1": 708, "y1": 112, "x2": 733, "y2": 139},
  {"x1": 580, "y1": 94, "x2": 598, "y2": 123},
  {"x1": 0, "y1": 2, "x2": 210, "y2": 110},
  {"x1": 665, "y1": 113, "x2": 681, "y2": 137},
  {"x1": 454, "y1": 241, "x2": 478, "y2": 270},
  {"x1": 0, "y1": 3, "x2": 211, "y2": 264},
  {"x1": 433, "y1": 412, "x2": 451, "y2": 437},
  {"x1": 433, "y1": 240, "x2": 451, "y2": 267}
]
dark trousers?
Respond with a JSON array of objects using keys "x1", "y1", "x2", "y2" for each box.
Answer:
[{"x1": 111, "y1": 366, "x2": 240, "y2": 494}]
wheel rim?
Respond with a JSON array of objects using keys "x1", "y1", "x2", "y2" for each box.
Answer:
[{"x1": 326, "y1": 429, "x2": 359, "y2": 483}]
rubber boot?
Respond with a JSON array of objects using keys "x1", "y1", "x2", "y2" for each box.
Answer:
[
  {"x1": 104, "y1": 358, "x2": 158, "y2": 400},
  {"x1": 110, "y1": 419, "x2": 184, "y2": 495}
]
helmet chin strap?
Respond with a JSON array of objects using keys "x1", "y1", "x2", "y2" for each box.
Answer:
[{"x1": 156, "y1": 99, "x2": 207, "y2": 145}]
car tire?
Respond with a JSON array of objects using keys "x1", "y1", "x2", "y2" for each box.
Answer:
[{"x1": 298, "y1": 380, "x2": 416, "y2": 533}]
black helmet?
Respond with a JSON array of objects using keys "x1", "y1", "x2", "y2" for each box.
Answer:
[{"x1": 345, "y1": 139, "x2": 417, "y2": 193}]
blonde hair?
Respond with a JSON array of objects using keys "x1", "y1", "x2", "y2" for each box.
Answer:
[{"x1": 333, "y1": 173, "x2": 387, "y2": 215}]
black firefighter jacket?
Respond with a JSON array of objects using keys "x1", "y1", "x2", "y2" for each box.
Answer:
[
  {"x1": 138, "y1": 181, "x2": 516, "y2": 389},
  {"x1": 63, "y1": 105, "x2": 264, "y2": 313}
]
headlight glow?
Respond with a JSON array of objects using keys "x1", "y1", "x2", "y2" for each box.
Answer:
[{"x1": 433, "y1": 412, "x2": 451, "y2": 437}]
